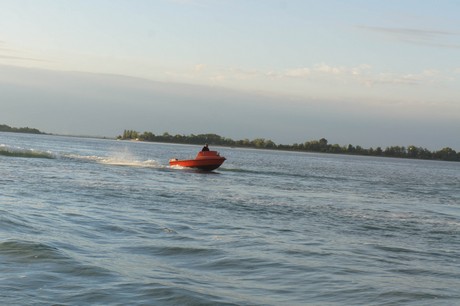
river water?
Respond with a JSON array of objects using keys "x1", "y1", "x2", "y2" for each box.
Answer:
[{"x1": 1, "y1": 132, "x2": 459, "y2": 305}]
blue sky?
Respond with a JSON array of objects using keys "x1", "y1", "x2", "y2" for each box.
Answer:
[{"x1": 1, "y1": 0, "x2": 459, "y2": 149}]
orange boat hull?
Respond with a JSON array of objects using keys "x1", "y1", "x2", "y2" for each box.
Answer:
[{"x1": 169, "y1": 151, "x2": 226, "y2": 171}]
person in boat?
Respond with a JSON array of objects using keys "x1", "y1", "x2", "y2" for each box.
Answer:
[{"x1": 201, "y1": 144, "x2": 210, "y2": 152}]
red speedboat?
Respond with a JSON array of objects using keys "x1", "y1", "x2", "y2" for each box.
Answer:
[{"x1": 169, "y1": 150, "x2": 226, "y2": 171}]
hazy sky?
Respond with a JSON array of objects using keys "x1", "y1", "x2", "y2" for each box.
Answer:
[{"x1": 1, "y1": 0, "x2": 459, "y2": 149}]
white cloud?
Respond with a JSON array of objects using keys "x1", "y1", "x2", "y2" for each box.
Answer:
[
  {"x1": 163, "y1": 62, "x2": 447, "y2": 94},
  {"x1": 194, "y1": 64, "x2": 206, "y2": 72},
  {"x1": 277, "y1": 64, "x2": 444, "y2": 88},
  {"x1": 282, "y1": 64, "x2": 372, "y2": 80},
  {"x1": 284, "y1": 67, "x2": 311, "y2": 78},
  {"x1": 0, "y1": 54, "x2": 45, "y2": 62},
  {"x1": 0, "y1": 40, "x2": 47, "y2": 65},
  {"x1": 356, "y1": 25, "x2": 460, "y2": 49},
  {"x1": 363, "y1": 69, "x2": 442, "y2": 86},
  {"x1": 313, "y1": 64, "x2": 345, "y2": 75}
]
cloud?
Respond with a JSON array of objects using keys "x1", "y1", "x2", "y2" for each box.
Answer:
[
  {"x1": 0, "y1": 55, "x2": 46, "y2": 62},
  {"x1": 282, "y1": 63, "x2": 372, "y2": 83},
  {"x1": 200, "y1": 67, "x2": 267, "y2": 83},
  {"x1": 194, "y1": 64, "x2": 206, "y2": 72},
  {"x1": 284, "y1": 67, "x2": 311, "y2": 78},
  {"x1": 314, "y1": 64, "x2": 346, "y2": 75},
  {"x1": 284, "y1": 64, "x2": 371, "y2": 78},
  {"x1": 361, "y1": 69, "x2": 443, "y2": 87},
  {"x1": 1, "y1": 64, "x2": 459, "y2": 149},
  {"x1": 167, "y1": 61, "x2": 446, "y2": 92},
  {"x1": 357, "y1": 25, "x2": 460, "y2": 49},
  {"x1": 0, "y1": 41, "x2": 46, "y2": 63},
  {"x1": 274, "y1": 64, "x2": 448, "y2": 88},
  {"x1": 227, "y1": 68, "x2": 264, "y2": 79},
  {"x1": 358, "y1": 26, "x2": 454, "y2": 39}
]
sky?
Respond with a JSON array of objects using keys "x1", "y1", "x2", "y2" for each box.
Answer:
[{"x1": 1, "y1": 0, "x2": 459, "y2": 150}]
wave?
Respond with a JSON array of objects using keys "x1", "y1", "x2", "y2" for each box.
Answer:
[
  {"x1": 62, "y1": 153, "x2": 162, "y2": 168},
  {"x1": 122, "y1": 244, "x2": 222, "y2": 258},
  {"x1": 0, "y1": 143, "x2": 168, "y2": 172},
  {"x1": 0, "y1": 144, "x2": 54, "y2": 159},
  {"x1": 0, "y1": 240, "x2": 67, "y2": 262},
  {"x1": 0, "y1": 144, "x2": 162, "y2": 168},
  {"x1": 0, "y1": 239, "x2": 117, "y2": 277},
  {"x1": 221, "y1": 166, "x2": 320, "y2": 180},
  {"x1": 0, "y1": 212, "x2": 40, "y2": 234}
]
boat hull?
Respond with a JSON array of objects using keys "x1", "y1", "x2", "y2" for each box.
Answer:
[
  {"x1": 169, "y1": 158, "x2": 225, "y2": 171},
  {"x1": 169, "y1": 151, "x2": 226, "y2": 171}
]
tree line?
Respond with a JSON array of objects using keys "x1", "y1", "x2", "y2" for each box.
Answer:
[
  {"x1": 0, "y1": 124, "x2": 43, "y2": 134},
  {"x1": 118, "y1": 130, "x2": 460, "y2": 162}
]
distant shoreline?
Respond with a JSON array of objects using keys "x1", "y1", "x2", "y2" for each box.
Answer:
[
  {"x1": 0, "y1": 125, "x2": 114, "y2": 140},
  {"x1": 117, "y1": 129, "x2": 460, "y2": 162},
  {"x1": 1, "y1": 124, "x2": 458, "y2": 162},
  {"x1": 0, "y1": 124, "x2": 43, "y2": 135}
]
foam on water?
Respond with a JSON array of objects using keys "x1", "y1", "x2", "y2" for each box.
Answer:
[
  {"x1": 64, "y1": 153, "x2": 162, "y2": 168},
  {"x1": 1, "y1": 140, "x2": 165, "y2": 169},
  {"x1": 0, "y1": 144, "x2": 54, "y2": 159}
]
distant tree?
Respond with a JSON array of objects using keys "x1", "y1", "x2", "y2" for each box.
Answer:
[
  {"x1": 384, "y1": 146, "x2": 406, "y2": 158},
  {"x1": 319, "y1": 138, "x2": 329, "y2": 152},
  {"x1": 116, "y1": 129, "x2": 459, "y2": 162},
  {"x1": 434, "y1": 147, "x2": 457, "y2": 161},
  {"x1": 329, "y1": 144, "x2": 343, "y2": 153},
  {"x1": 0, "y1": 124, "x2": 43, "y2": 134},
  {"x1": 121, "y1": 130, "x2": 139, "y2": 140},
  {"x1": 407, "y1": 145, "x2": 417, "y2": 158},
  {"x1": 347, "y1": 144, "x2": 355, "y2": 153},
  {"x1": 139, "y1": 131, "x2": 155, "y2": 141},
  {"x1": 251, "y1": 138, "x2": 267, "y2": 148},
  {"x1": 264, "y1": 139, "x2": 277, "y2": 149}
]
